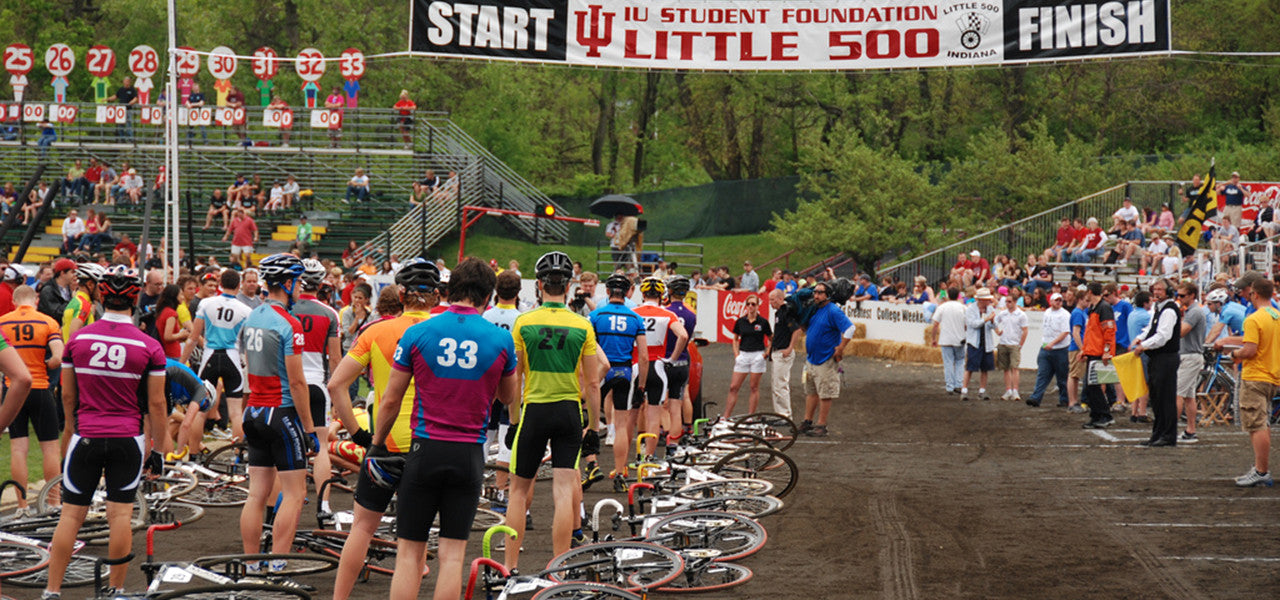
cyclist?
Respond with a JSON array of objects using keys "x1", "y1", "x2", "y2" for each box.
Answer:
[
  {"x1": 62, "y1": 262, "x2": 105, "y2": 339},
  {"x1": 632, "y1": 277, "x2": 688, "y2": 461},
  {"x1": 163, "y1": 358, "x2": 218, "y2": 457},
  {"x1": 183, "y1": 269, "x2": 252, "y2": 439},
  {"x1": 293, "y1": 259, "x2": 342, "y2": 515},
  {"x1": 237, "y1": 254, "x2": 319, "y2": 566},
  {"x1": 0, "y1": 285, "x2": 60, "y2": 517},
  {"x1": 376, "y1": 257, "x2": 518, "y2": 600},
  {"x1": 1204, "y1": 286, "x2": 1246, "y2": 343},
  {"x1": 43, "y1": 268, "x2": 169, "y2": 600},
  {"x1": 324, "y1": 259, "x2": 439, "y2": 600},
  {"x1": 481, "y1": 270, "x2": 524, "y2": 505},
  {"x1": 505, "y1": 251, "x2": 602, "y2": 569},
  {"x1": 588, "y1": 274, "x2": 646, "y2": 491},
  {"x1": 663, "y1": 275, "x2": 698, "y2": 451}
]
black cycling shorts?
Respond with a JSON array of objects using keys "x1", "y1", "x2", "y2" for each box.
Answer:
[
  {"x1": 486, "y1": 399, "x2": 509, "y2": 430},
  {"x1": 634, "y1": 361, "x2": 667, "y2": 407},
  {"x1": 511, "y1": 401, "x2": 582, "y2": 479},
  {"x1": 664, "y1": 361, "x2": 690, "y2": 400},
  {"x1": 396, "y1": 438, "x2": 483, "y2": 542},
  {"x1": 200, "y1": 349, "x2": 244, "y2": 398},
  {"x1": 602, "y1": 364, "x2": 636, "y2": 412},
  {"x1": 62, "y1": 434, "x2": 145, "y2": 505},
  {"x1": 243, "y1": 406, "x2": 307, "y2": 472},
  {"x1": 353, "y1": 450, "x2": 403, "y2": 513},
  {"x1": 9, "y1": 388, "x2": 61, "y2": 441},
  {"x1": 308, "y1": 384, "x2": 330, "y2": 428}
]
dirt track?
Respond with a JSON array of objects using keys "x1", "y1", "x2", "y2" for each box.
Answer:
[{"x1": 23, "y1": 346, "x2": 1280, "y2": 599}]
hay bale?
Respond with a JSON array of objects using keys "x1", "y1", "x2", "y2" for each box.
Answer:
[
  {"x1": 851, "y1": 323, "x2": 867, "y2": 339},
  {"x1": 841, "y1": 338, "x2": 941, "y2": 365}
]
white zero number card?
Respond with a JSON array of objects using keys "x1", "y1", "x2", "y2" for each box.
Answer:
[
  {"x1": 141, "y1": 106, "x2": 164, "y2": 125},
  {"x1": 95, "y1": 105, "x2": 127, "y2": 124},
  {"x1": 263, "y1": 108, "x2": 293, "y2": 129}
]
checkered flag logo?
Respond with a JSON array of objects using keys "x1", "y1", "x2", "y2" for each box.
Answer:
[{"x1": 956, "y1": 11, "x2": 989, "y2": 49}]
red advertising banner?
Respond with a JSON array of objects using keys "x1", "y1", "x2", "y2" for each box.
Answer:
[{"x1": 715, "y1": 290, "x2": 769, "y2": 344}]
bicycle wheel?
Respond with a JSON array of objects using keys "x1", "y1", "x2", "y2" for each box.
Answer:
[
  {"x1": 711, "y1": 448, "x2": 799, "y2": 499},
  {"x1": 152, "y1": 582, "x2": 312, "y2": 600},
  {"x1": 658, "y1": 559, "x2": 752, "y2": 593},
  {"x1": 300, "y1": 530, "x2": 401, "y2": 576},
  {"x1": 544, "y1": 541, "x2": 684, "y2": 592},
  {"x1": 203, "y1": 442, "x2": 250, "y2": 478},
  {"x1": 673, "y1": 478, "x2": 775, "y2": 500},
  {"x1": 684, "y1": 495, "x2": 783, "y2": 519},
  {"x1": 151, "y1": 500, "x2": 207, "y2": 525},
  {"x1": 702, "y1": 433, "x2": 773, "y2": 453},
  {"x1": 5, "y1": 553, "x2": 98, "y2": 587},
  {"x1": 644, "y1": 511, "x2": 767, "y2": 562},
  {"x1": 728, "y1": 412, "x2": 797, "y2": 451},
  {"x1": 532, "y1": 582, "x2": 643, "y2": 600},
  {"x1": 0, "y1": 539, "x2": 50, "y2": 577},
  {"x1": 183, "y1": 482, "x2": 250, "y2": 507},
  {"x1": 193, "y1": 552, "x2": 338, "y2": 577},
  {"x1": 143, "y1": 467, "x2": 200, "y2": 499},
  {"x1": 36, "y1": 475, "x2": 64, "y2": 515},
  {"x1": 470, "y1": 508, "x2": 505, "y2": 532}
]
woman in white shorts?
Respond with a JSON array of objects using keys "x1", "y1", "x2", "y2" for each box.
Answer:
[{"x1": 724, "y1": 295, "x2": 772, "y2": 418}]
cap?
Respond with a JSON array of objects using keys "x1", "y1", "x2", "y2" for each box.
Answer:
[
  {"x1": 1087, "y1": 217, "x2": 1099, "y2": 225},
  {"x1": 1232, "y1": 171, "x2": 1240, "y2": 177},
  {"x1": 974, "y1": 288, "x2": 994, "y2": 300},
  {"x1": 1120, "y1": 285, "x2": 1131, "y2": 292},
  {"x1": 53, "y1": 258, "x2": 76, "y2": 274},
  {"x1": 1050, "y1": 293, "x2": 1064, "y2": 302},
  {"x1": 1235, "y1": 270, "x2": 1264, "y2": 290},
  {"x1": 1077, "y1": 284, "x2": 1088, "y2": 292},
  {"x1": 970, "y1": 250, "x2": 981, "y2": 257},
  {"x1": 997, "y1": 286, "x2": 1009, "y2": 295}
]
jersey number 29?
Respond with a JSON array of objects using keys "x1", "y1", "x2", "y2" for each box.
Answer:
[{"x1": 87, "y1": 342, "x2": 126, "y2": 370}]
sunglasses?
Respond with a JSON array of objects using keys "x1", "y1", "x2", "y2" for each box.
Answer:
[{"x1": 745, "y1": 301, "x2": 759, "y2": 306}]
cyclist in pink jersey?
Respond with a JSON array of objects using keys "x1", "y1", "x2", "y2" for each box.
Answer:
[{"x1": 42, "y1": 269, "x2": 169, "y2": 600}]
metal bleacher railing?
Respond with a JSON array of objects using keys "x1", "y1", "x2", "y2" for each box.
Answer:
[{"x1": 880, "y1": 181, "x2": 1188, "y2": 285}]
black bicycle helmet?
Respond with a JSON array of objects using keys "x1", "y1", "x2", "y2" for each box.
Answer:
[
  {"x1": 98, "y1": 270, "x2": 141, "y2": 301},
  {"x1": 638, "y1": 277, "x2": 665, "y2": 296},
  {"x1": 258, "y1": 253, "x2": 305, "y2": 285},
  {"x1": 535, "y1": 251, "x2": 574, "y2": 280},
  {"x1": 604, "y1": 273, "x2": 631, "y2": 293},
  {"x1": 300, "y1": 258, "x2": 326, "y2": 289},
  {"x1": 666, "y1": 275, "x2": 690, "y2": 296},
  {"x1": 396, "y1": 258, "x2": 441, "y2": 294}
]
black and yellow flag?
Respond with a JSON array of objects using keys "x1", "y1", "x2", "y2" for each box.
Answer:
[{"x1": 1176, "y1": 161, "x2": 1217, "y2": 256}]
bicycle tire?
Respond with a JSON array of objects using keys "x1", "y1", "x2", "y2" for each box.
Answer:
[
  {"x1": 5, "y1": 553, "x2": 98, "y2": 587},
  {"x1": 203, "y1": 442, "x2": 250, "y2": 478},
  {"x1": 151, "y1": 500, "x2": 207, "y2": 525},
  {"x1": 299, "y1": 530, "x2": 400, "y2": 576},
  {"x1": 183, "y1": 482, "x2": 251, "y2": 507},
  {"x1": 0, "y1": 539, "x2": 50, "y2": 578},
  {"x1": 471, "y1": 508, "x2": 505, "y2": 532},
  {"x1": 532, "y1": 582, "x2": 644, "y2": 600},
  {"x1": 702, "y1": 433, "x2": 774, "y2": 453},
  {"x1": 643, "y1": 510, "x2": 767, "y2": 561},
  {"x1": 711, "y1": 448, "x2": 799, "y2": 499},
  {"x1": 728, "y1": 412, "x2": 797, "y2": 451},
  {"x1": 544, "y1": 541, "x2": 684, "y2": 592},
  {"x1": 683, "y1": 495, "x2": 784, "y2": 519},
  {"x1": 673, "y1": 478, "x2": 775, "y2": 500},
  {"x1": 143, "y1": 467, "x2": 200, "y2": 499},
  {"x1": 152, "y1": 582, "x2": 313, "y2": 600},
  {"x1": 658, "y1": 560, "x2": 752, "y2": 593},
  {"x1": 192, "y1": 552, "x2": 338, "y2": 577}
]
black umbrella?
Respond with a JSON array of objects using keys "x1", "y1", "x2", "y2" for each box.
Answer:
[{"x1": 590, "y1": 194, "x2": 644, "y2": 218}]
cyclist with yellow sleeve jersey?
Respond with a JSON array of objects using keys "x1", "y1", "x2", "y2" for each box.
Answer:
[
  {"x1": 324, "y1": 259, "x2": 439, "y2": 600},
  {"x1": 62, "y1": 263, "x2": 104, "y2": 339}
]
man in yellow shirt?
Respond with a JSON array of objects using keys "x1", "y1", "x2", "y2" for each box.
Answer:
[{"x1": 1215, "y1": 273, "x2": 1280, "y2": 487}]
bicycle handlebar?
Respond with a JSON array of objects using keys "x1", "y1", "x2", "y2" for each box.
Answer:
[
  {"x1": 482, "y1": 525, "x2": 518, "y2": 560},
  {"x1": 627, "y1": 482, "x2": 655, "y2": 510},
  {"x1": 0, "y1": 479, "x2": 25, "y2": 501},
  {"x1": 165, "y1": 446, "x2": 190, "y2": 462},
  {"x1": 591, "y1": 498, "x2": 625, "y2": 537},
  {"x1": 465, "y1": 557, "x2": 511, "y2": 600},
  {"x1": 147, "y1": 522, "x2": 183, "y2": 559},
  {"x1": 636, "y1": 463, "x2": 661, "y2": 482}
]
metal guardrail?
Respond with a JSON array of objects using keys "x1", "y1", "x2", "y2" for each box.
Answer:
[
  {"x1": 358, "y1": 161, "x2": 484, "y2": 261},
  {"x1": 594, "y1": 240, "x2": 703, "y2": 274}
]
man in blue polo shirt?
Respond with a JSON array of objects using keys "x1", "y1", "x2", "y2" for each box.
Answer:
[{"x1": 799, "y1": 280, "x2": 854, "y2": 438}]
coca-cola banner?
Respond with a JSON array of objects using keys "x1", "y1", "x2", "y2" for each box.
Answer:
[
  {"x1": 410, "y1": 0, "x2": 1170, "y2": 70},
  {"x1": 712, "y1": 290, "x2": 770, "y2": 344}
]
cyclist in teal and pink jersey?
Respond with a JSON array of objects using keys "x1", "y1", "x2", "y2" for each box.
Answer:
[
  {"x1": 42, "y1": 269, "x2": 169, "y2": 600},
  {"x1": 237, "y1": 253, "x2": 318, "y2": 569}
]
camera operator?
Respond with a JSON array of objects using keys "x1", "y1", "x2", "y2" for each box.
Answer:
[{"x1": 569, "y1": 271, "x2": 599, "y2": 316}]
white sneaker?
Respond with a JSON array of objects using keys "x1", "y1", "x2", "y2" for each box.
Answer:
[
  {"x1": 604, "y1": 426, "x2": 615, "y2": 446},
  {"x1": 1235, "y1": 467, "x2": 1273, "y2": 487},
  {"x1": 1001, "y1": 390, "x2": 1013, "y2": 401}
]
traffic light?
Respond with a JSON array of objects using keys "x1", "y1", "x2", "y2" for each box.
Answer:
[{"x1": 535, "y1": 202, "x2": 556, "y2": 218}]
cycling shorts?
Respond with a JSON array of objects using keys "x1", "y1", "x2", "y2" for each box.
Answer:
[
  {"x1": 510, "y1": 401, "x2": 582, "y2": 479},
  {"x1": 396, "y1": 438, "x2": 484, "y2": 542},
  {"x1": 9, "y1": 388, "x2": 61, "y2": 442},
  {"x1": 602, "y1": 363, "x2": 636, "y2": 411},
  {"x1": 308, "y1": 384, "x2": 331, "y2": 428},
  {"x1": 200, "y1": 349, "x2": 244, "y2": 398},
  {"x1": 353, "y1": 450, "x2": 403, "y2": 513},
  {"x1": 62, "y1": 434, "x2": 145, "y2": 506},
  {"x1": 664, "y1": 361, "x2": 690, "y2": 400},
  {"x1": 243, "y1": 406, "x2": 307, "y2": 472},
  {"x1": 633, "y1": 360, "x2": 667, "y2": 407}
]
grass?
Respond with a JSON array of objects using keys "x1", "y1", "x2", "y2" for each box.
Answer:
[
  {"x1": 432, "y1": 232, "x2": 833, "y2": 275},
  {"x1": 0, "y1": 425, "x2": 49, "y2": 504}
]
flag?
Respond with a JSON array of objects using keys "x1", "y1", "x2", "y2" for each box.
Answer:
[{"x1": 1176, "y1": 161, "x2": 1217, "y2": 256}]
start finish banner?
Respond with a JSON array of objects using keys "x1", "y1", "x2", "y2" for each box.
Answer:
[{"x1": 409, "y1": 0, "x2": 1170, "y2": 70}]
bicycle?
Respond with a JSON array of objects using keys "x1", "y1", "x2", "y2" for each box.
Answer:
[{"x1": 466, "y1": 526, "x2": 672, "y2": 599}]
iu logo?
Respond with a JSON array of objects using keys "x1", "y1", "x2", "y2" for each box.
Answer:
[{"x1": 575, "y1": 4, "x2": 615, "y2": 58}]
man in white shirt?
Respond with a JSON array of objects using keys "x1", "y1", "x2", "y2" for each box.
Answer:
[
  {"x1": 930, "y1": 285, "x2": 967, "y2": 395},
  {"x1": 60, "y1": 209, "x2": 85, "y2": 254},
  {"x1": 266, "y1": 181, "x2": 285, "y2": 212},
  {"x1": 1142, "y1": 234, "x2": 1169, "y2": 274},
  {"x1": 345, "y1": 168, "x2": 370, "y2": 203},
  {"x1": 1027, "y1": 293, "x2": 1072, "y2": 407},
  {"x1": 281, "y1": 175, "x2": 299, "y2": 209},
  {"x1": 995, "y1": 301, "x2": 1029, "y2": 401},
  {"x1": 1113, "y1": 196, "x2": 1140, "y2": 225}
]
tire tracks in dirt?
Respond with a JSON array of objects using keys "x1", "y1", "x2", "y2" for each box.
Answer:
[{"x1": 869, "y1": 489, "x2": 920, "y2": 600}]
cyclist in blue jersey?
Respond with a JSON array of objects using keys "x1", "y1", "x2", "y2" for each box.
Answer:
[
  {"x1": 163, "y1": 358, "x2": 218, "y2": 457},
  {"x1": 237, "y1": 253, "x2": 318, "y2": 568},
  {"x1": 588, "y1": 274, "x2": 647, "y2": 491},
  {"x1": 374, "y1": 257, "x2": 518, "y2": 600},
  {"x1": 1204, "y1": 286, "x2": 1247, "y2": 342},
  {"x1": 183, "y1": 269, "x2": 252, "y2": 439}
]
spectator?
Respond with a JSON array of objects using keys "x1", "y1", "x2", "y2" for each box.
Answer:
[
  {"x1": 878, "y1": 276, "x2": 898, "y2": 302},
  {"x1": 1181, "y1": 173, "x2": 1204, "y2": 220},
  {"x1": 852, "y1": 273, "x2": 879, "y2": 302},
  {"x1": 1050, "y1": 217, "x2": 1077, "y2": 261},
  {"x1": 963, "y1": 287, "x2": 998, "y2": 401},
  {"x1": 1161, "y1": 244, "x2": 1182, "y2": 277},
  {"x1": 798, "y1": 280, "x2": 854, "y2": 437},
  {"x1": 904, "y1": 276, "x2": 934, "y2": 304},
  {"x1": 280, "y1": 175, "x2": 299, "y2": 210},
  {"x1": 265, "y1": 181, "x2": 286, "y2": 213},
  {"x1": 1024, "y1": 254, "x2": 1054, "y2": 295},
  {"x1": 78, "y1": 210, "x2": 109, "y2": 252},
  {"x1": 204, "y1": 189, "x2": 229, "y2": 230},
  {"x1": 1211, "y1": 215, "x2": 1240, "y2": 255},
  {"x1": 37, "y1": 118, "x2": 55, "y2": 157},
  {"x1": 113, "y1": 233, "x2": 138, "y2": 266},
  {"x1": 268, "y1": 94, "x2": 291, "y2": 146},
  {"x1": 155, "y1": 284, "x2": 188, "y2": 358},
  {"x1": 768, "y1": 287, "x2": 799, "y2": 418},
  {"x1": 64, "y1": 159, "x2": 86, "y2": 203},
  {"x1": 185, "y1": 82, "x2": 209, "y2": 142},
  {"x1": 995, "y1": 290, "x2": 1029, "y2": 401},
  {"x1": 237, "y1": 268, "x2": 263, "y2": 309},
  {"x1": 95, "y1": 162, "x2": 119, "y2": 205},
  {"x1": 1071, "y1": 218, "x2": 1106, "y2": 263},
  {"x1": 1106, "y1": 220, "x2": 1144, "y2": 264},
  {"x1": 1066, "y1": 289, "x2": 1088, "y2": 413},
  {"x1": 1155, "y1": 203, "x2": 1176, "y2": 232},
  {"x1": 121, "y1": 168, "x2": 145, "y2": 205},
  {"x1": 507, "y1": 260, "x2": 521, "y2": 277},
  {"x1": 932, "y1": 285, "x2": 966, "y2": 395},
  {"x1": 296, "y1": 215, "x2": 314, "y2": 254},
  {"x1": 393, "y1": 89, "x2": 416, "y2": 146},
  {"x1": 222, "y1": 208, "x2": 258, "y2": 270},
  {"x1": 1173, "y1": 282, "x2": 1206, "y2": 444},
  {"x1": 1213, "y1": 275, "x2": 1279, "y2": 486},
  {"x1": 412, "y1": 169, "x2": 440, "y2": 204},
  {"x1": 1077, "y1": 282, "x2": 1117, "y2": 429},
  {"x1": 324, "y1": 85, "x2": 345, "y2": 146},
  {"x1": 346, "y1": 168, "x2": 370, "y2": 203},
  {"x1": 1126, "y1": 290, "x2": 1153, "y2": 422},
  {"x1": 1220, "y1": 171, "x2": 1245, "y2": 227},
  {"x1": 60, "y1": 209, "x2": 85, "y2": 254},
  {"x1": 226, "y1": 84, "x2": 247, "y2": 142},
  {"x1": 248, "y1": 174, "x2": 267, "y2": 209},
  {"x1": 106, "y1": 76, "x2": 139, "y2": 140},
  {"x1": 969, "y1": 250, "x2": 991, "y2": 284},
  {"x1": 21, "y1": 180, "x2": 50, "y2": 225},
  {"x1": 341, "y1": 240, "x2": 361, "y2": 269},
  {"x1": 38, "y1": 258, "x2": 75, "y2": 321},
  {"x1": 1140, "y1": 233, "x2": 1170, "y2": 274},
  {"x1": 227, "y1": 174, "x2": 250, "y2": 206},
  {"x1": 1027, "y1": 293, "x2": 1071, "y2": 407},
  {"x1": 358, "y1": 255, "x2": 378, "y2": 276},
  {"x1": 1112, "y1": 196, "x2": 1140, "y2": 227},
  {"x1": 738, "y1": 260, "x2": 760, "y2": 291},
  {"x1": 950, "y1": 252, "x2": 972, "y2": 287},
  {"x1": 725, "y1": 294, "x2": 770, "y2": 417}
]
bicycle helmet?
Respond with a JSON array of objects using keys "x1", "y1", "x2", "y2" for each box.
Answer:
[
  {"x1": 3, "y1": 264, "x2": 26, "y2": 282},
  {"x1": 638, "y1": 277, "x2": 665, "y2": 297},
  {"x1": 199, "y1": 380, "x2": 218, "y2": 412},
  {"x1": 300, "y1": 259, "x2": 326, "y2": 290},
  {"x1": 604, "y1": 273, "x2": 631, "y2": 293},
  {"x1": 76, "y1": 262, "x2": 107, "y2": 283},
  {"x1": 535, "y1": 251, "x2": 574, "y2": 280},
  {"x1": 1205, "y1": 288, "x2": 1229, "y2": 304},
  {"x1": 364, "y1": 454, "x2": 406, "y2": 490},
  {"x1": 395, "y1": 258, "x2": 441, "y2": 294},
  {"x1": 666, "y1": 275, "x2": 691, "y2": 296},
  {"x1": 258, "y1": 253, "x2": 305, "y2": 285},
  {"x1": 98, "y1": 270, "x2": 141, "y2": 301}
]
